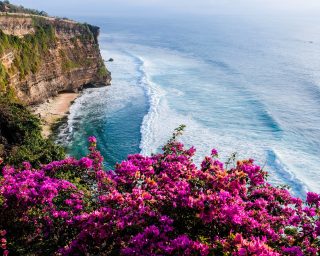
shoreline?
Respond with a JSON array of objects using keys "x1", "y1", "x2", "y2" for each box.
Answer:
[{"x1": 32, "y1": 92, "x2": 79, "y2": 138}]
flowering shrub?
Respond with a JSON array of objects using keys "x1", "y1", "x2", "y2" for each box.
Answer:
[{"x1": 0, "y1": 130, "x2": 319, "y2": 255}]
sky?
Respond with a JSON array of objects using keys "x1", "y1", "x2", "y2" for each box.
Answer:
[{"x1": 8, "y1": 0, "x2": 320, "y2": 17}]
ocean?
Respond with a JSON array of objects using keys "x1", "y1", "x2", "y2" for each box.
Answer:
[{"x1": 56, "y1": 15, "x2": 320, "y2": 196}]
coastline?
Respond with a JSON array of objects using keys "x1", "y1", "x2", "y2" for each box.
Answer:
[{"x1": 32, "y1": 92, "x2": 79, "y2": 138}]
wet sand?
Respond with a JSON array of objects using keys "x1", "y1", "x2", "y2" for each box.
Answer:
[{"x1": 32, "y1": 93, "x2": 79, "y2": 138}]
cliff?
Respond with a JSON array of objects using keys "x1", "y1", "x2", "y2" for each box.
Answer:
[
  {"x1": 0, "y1": 8, "x2": 111, "y2": 167},
  {"x1": 0, "y1": 12, "x2": 111, "y2": 104}
]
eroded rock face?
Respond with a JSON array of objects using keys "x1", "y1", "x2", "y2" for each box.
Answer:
[
  {"x1": 0, "y1": 15, "x2": 35, "y2": 36},
  {"x1": 0, "y1": 14, "x2": 111, "y2": 104}
]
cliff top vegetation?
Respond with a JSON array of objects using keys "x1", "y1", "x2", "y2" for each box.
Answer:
[{"x1": 0, "y1": 1, "x2": 48, "y2": 16}]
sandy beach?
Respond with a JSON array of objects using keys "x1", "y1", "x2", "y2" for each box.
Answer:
[{"x1": 32, "y1": 93, "x2": 79, "y2": 138}]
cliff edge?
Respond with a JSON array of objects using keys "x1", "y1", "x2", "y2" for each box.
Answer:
[{"x1": 0, "y1": 12, "x2": 111, "y2": 104}]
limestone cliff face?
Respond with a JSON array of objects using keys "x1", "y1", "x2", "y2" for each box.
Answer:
[{"x1": 0, "y1": 13, "x2": 111, "y2": 104}]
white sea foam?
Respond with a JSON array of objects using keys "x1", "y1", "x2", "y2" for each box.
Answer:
[
  {"x1": 134, "y1": 53, "x2": 267, "y2": 163},
  {"x1": 265, "y1": 149, "x2": 310, "y2": 195},
  {"x1": 137, "y1": 57, "x2": 166, "y2": 155},
  {"x1": 270, "y1": 148, "x2": 320, "y2": 193}
]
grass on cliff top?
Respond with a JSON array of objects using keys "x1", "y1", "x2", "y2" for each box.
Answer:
[{"x1": 0, "y1": 1, "x2": 48, "y2": 16}]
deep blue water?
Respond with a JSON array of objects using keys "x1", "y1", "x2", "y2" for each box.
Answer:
[{"x1": 57, "y1": 16, "x2": 320, "y2": 195}]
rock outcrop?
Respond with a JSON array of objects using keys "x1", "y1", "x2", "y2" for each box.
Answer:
[{"x1": 0, "y1": 13, "x2": 111, "y2": 104}]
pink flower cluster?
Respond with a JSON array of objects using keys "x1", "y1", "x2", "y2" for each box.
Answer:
[
  {"x1": 0, "y1": 137, "x2": 319, "y2": 255},
  {"x1": 0, "y1": 230, "x2": 8, "y2": 256}
]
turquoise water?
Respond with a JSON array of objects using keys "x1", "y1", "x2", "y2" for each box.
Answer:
[{"x1": 57, "y1": 16, "x2": 320, "y2": 195}]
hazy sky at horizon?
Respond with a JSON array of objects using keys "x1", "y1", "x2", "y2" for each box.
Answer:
[{"x1": 8, "y1": 0, "x2": 320, "y2": 17}]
